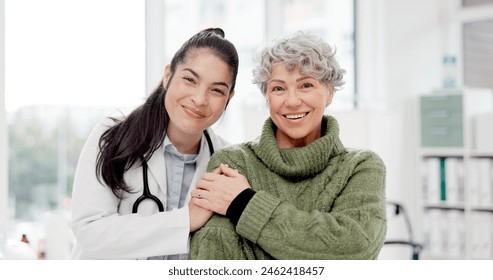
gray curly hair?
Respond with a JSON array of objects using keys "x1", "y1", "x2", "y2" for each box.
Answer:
[{"x1": 252, "y1": 31, "x2": 346, "y2": 95}]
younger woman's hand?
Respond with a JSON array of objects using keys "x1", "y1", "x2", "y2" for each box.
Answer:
[
  {"x1": 188, "y1": 200, "x2": 213, "y2": 232},
  {"x1": 188, "y1": 164, "x2": 224, "y2": 232}
]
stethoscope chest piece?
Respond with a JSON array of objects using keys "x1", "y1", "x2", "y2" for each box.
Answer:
[{"x1": 132, "y1": 160, "x2": 164, "y2": 213}]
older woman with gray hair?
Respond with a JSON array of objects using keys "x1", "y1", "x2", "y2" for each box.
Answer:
[{"x1": 189, "y1": 31, "x2": 387, "y2": 259}]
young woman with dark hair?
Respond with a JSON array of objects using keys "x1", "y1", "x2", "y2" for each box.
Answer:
[{"x1": 70, "y1": 28, "x2": 239, "y2": 259}]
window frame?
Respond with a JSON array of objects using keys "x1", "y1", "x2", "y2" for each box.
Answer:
[{"x1": 1, "y1": 0, "x2": 9, "y2": 234}]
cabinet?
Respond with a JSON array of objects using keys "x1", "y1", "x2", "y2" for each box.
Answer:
[{"x1": 417, "y1": 88, "x2": 493, "y2": 259}]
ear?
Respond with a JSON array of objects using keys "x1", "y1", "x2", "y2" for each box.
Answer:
[
  {"x1": 325, "y1": 86, "x2": 335, "y2": 106},
  {"x1": 163, "y1": 65, "x2": 172, "y2": 87}
]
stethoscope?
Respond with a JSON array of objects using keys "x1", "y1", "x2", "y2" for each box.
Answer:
[{"x1": 132, "y1": 130, "x2": 215, "y2": 213}]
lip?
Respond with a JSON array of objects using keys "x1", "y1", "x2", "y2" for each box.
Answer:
[
  {"x1": 182, "y1": 105, "x2": 206, "y2": 118},
  {"x1": 283, "y1": 112, "x2": 309, "y2": 120}
]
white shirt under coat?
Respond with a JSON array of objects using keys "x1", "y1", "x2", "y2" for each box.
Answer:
[{"x1": 148, "y1": 136, "x2": 201, "y2": 260}]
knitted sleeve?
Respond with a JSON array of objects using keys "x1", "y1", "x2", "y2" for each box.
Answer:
[
  {"x1": 190, "y1": 215, "x2": 248, "y2": 259},
  {"x1": 236, "y1": 151, "x2": 387, "y2": 260}
]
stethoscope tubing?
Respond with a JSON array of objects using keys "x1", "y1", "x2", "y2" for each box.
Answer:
[{"x1": 132, "y1": 130, "x2": 214, "y2": 213}]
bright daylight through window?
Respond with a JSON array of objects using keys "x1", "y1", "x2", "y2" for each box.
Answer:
[{"x1": 4, "y1": 0, "x2": 145, "y2": 257}]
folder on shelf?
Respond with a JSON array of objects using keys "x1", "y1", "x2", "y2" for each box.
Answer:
[
  {"x1": 471, "y1": 211, "x2": 493, "y2": 259},
  {"x1": 440, "y1": 158, "x2": 447, "y2": 202},
  {"x1": 469, "y1": 159, "x2": 480, "y2": 206},
  {"x1": 447, "y1": 210, "x2": 465, "y2": 257},
  {"x1": 424, "y1": 158, "x2": 441, "y2": 203},
  {"x1": 478, "y1": 159, "x2": 492, "y2": 207},
  {"x1": 446, "y1": 158, "x2": 459, "y2": 204}
]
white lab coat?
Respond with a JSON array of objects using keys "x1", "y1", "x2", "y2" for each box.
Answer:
[{"x1": 70, "y1": 119, "x2": 229, "y2": 259}]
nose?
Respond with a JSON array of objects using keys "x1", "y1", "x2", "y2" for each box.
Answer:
[
  {"x1": 190, "y1": 88, "x2": 209, "y2": 106},
  {"x1": 285, "y1": 89, "x2": 302, "y2": 107}
]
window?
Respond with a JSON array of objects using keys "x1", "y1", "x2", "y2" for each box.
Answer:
[
  {"x1": 5, "y1": 0, "x2": 145, "y2": 250},
  {"x1": 463, "y1": 19, "x2": 493, "y2": 88},
  {"x1": 461, "y1": 0, "x2": 493, "y2": 89},
  {"x1": 279, "y1": 0, "x2": 355, "y2": 110},
  {"x1": 463, "y1": 0, "x2": 493, "y2": 7}
]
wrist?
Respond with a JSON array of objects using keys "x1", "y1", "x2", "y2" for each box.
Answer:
[{"x1": 226, "y1": 188, "x2": 256, "y2": 226}]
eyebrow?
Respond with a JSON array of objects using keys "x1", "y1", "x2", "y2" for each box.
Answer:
[
  {"x1": 267, "y1": 76, "x2": 315, "y2": 84},
  {"x1": 182, "y1": 68, "x2": 230, "y2": 89}
]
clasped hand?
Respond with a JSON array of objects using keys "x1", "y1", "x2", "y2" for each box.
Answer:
[{"x1": 191, "y1": 163, "x2": 251, "y2": 216}]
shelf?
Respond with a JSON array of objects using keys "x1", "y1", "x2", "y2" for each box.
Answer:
[
  {"x1": 421, "y1": 253, "x2": 466, "y2": 260},
  {"x1": 471, "y1": 206, "x2": 493, "y2": 212},
  {"x1": 470, "y1": 151, "x2": 493, "y2": 158},
  {"x1": 423, "y1": 204, "x2": 493, "y2": 212},
  {"x1": 420, "y1": 149, "x2": 493, "y2": 157},
  {"x1": 422, "y1": 203, "x2": 465, "y2": 210}
]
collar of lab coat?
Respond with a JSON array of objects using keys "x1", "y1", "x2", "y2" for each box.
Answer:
[{"x1": 144, "y1": 128, "x2": 218, "y2": 208}]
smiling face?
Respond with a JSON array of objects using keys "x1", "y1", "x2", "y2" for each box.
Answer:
[
  {"x1": 164, "y1": 49, "x2": 234, "y2": 147},
  {"x1": 266, "y1": 63, "x2": 334, "y2": 148}
]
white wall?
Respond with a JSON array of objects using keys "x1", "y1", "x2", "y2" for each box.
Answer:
[
  {"x1": 145, "y1": 0, "x2": 165, "y2": 95},
  {"x1": 0, "y1": 0, "x2": 9, "y2": 234}
]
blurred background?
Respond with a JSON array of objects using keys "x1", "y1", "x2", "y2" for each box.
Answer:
[{"x1": 1, "y1": 0, "x2": 493, "y2": 260}]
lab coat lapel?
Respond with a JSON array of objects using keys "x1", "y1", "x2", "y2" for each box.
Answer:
[{"x1": 146, "y1": 145, "x2": 167, "y2": 198}]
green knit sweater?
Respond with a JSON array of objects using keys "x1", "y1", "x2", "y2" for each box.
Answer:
[{"x1": 190, "y1": 115, "x2": 387, "y2": 259}]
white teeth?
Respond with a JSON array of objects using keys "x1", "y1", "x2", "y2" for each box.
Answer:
[{"x1": 285, "y1": 113, "x2": 307, "y2": 119}]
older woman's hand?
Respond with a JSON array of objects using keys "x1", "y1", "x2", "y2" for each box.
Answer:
[{"x1": 191, "y1": 164, "x2": 251, "y2": 215}]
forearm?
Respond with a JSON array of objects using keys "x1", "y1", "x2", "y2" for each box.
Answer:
[
  {"x1": 236, "y1": 191, "x2": 386, "y2": 260},
  {"x1": 72, "y1": 208, "x2": 190, "y2": 259}
]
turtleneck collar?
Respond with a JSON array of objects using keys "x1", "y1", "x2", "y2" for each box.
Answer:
[{"x1": 250, "y1": 115, "x2": 345, "y2": 179}]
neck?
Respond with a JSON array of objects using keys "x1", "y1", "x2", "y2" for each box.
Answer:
[
  {"x1": 275, "y1": 130, "x2": 321, "y2": 149},
  {"x1": 253, "y1": 116, "x2": 340, "y2": 179},
  {"x1": 166, "y1": 126, "x2": 202, "y2": 154}
]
